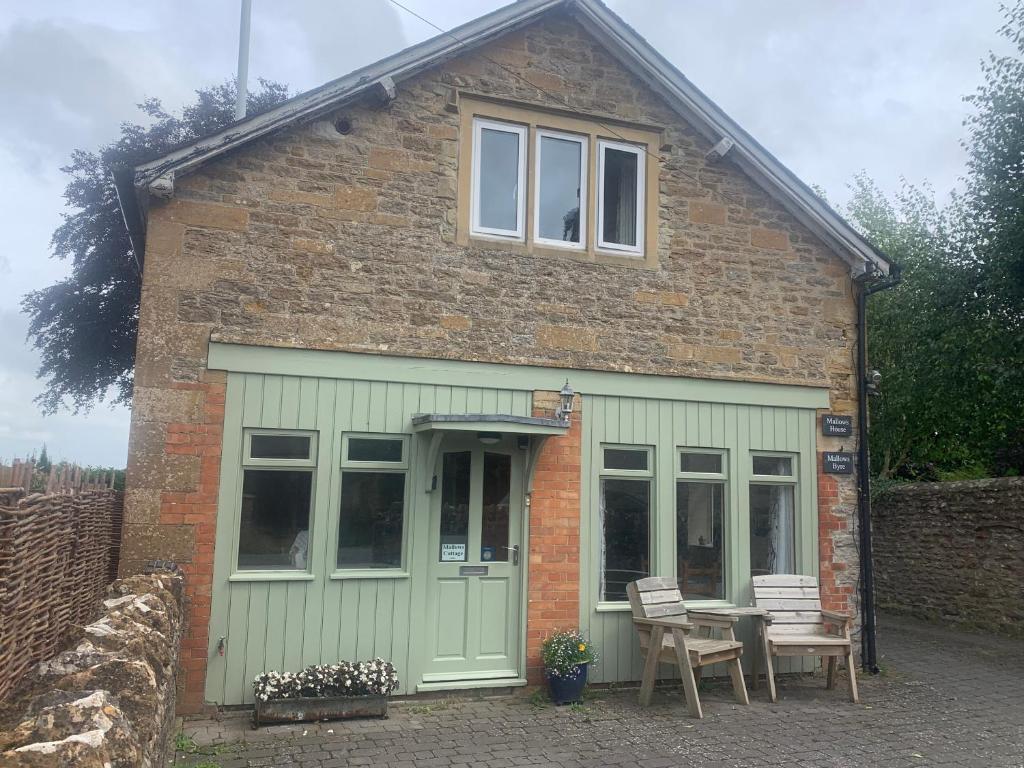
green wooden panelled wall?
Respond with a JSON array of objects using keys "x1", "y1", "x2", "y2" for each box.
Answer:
[
  {"x1": 579, "y1": 394, "x2": 820, "y2": 684},
  {"x1": 207, "y1": 372, "x2": 533, "y2": 705}
]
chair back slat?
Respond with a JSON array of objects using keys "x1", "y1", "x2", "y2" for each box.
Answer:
[
  {"x1": 752, "y1": 574, "x2": 824, "y2": 636},
  {"x1": 627, "y1": 577, "x2": 687, "y2": 621}
]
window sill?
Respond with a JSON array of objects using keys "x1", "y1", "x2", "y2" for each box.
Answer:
[
  {"x1": 595, "y1": 602, "x2": 632, "y2": 612},
  {"x1": 330, "y1": 569, "x2": 409, "y2": 580},
  {"x1": 459, "y1": 234, "x2": 657, "y2": 270},
  {"x1": 229, "y1": 572, "x2": 316, "y2": 583}
]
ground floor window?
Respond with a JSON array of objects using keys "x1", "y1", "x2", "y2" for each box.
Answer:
[
  {"x1": 238, "y1": 431, "x2": 317, "y2": 571},
  {"x1": 749, "y1": 453, "x2": 798, "y2": 576},
  {"x1": 676, "y1": 449, "x2": 727, "y2": 600},
  {"x1": 599, "y1": 446, "x2": 652, "y2": 602}
]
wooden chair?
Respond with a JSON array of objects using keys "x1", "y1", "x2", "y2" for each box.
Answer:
[
  {"x1": 626, "y1": 577, "x2": 748, "y2": 718},
  {"x1": 752, "y1": 574, "x2": 859, "y2": 703}
]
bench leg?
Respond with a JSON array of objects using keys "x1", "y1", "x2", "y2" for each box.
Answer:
[
  {"x1": 728, "y1": 655, "x2": 749, "y2": 705},
  {"x1": 845, "y1": 648, "x2": 860, "y2": 704},
  {"x1": 638, "y1": 626, "x2": 663, "y2": 707},
  {"x1": 760, "y1": 630, "x2": 778, "y2": 703},
  {"x1": 671, "y1": 628, "x2": 703, "y2": 719},
  {"x1": 826, "y1": 656, "x2": 837, "y2": 689},
  {"x1": 751, "y1": 631, "x2": 760, "y2": 691}
]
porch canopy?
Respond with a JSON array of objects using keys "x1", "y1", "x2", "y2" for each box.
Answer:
[{"x1": 411, "y1": 413, "x2": 569, "y2": 492}]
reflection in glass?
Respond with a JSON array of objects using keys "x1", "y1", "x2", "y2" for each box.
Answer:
[
  {"x1": 753, "y1": 455, "x2": 793, "y2": 476},
  {"x1": 338, "y1": 472, "x2": 405, "y2": 568},
  {"x1": 538, "y1": 135, "x2": 582, "y2": 243},
  {"x1": 602, "y1": 147, "x2": 639, "y2": 247},
  {"x1": 238, "y1": 469, "x2": 312, "y2": 569},
  {"x1": 481, "y1": 453, "x2": 511, "y2": 562},
  {"x1": 479, "y1": 127, "x2": 520, "y2": 231},
  {"x1": 347, "y1": 437, "x2": 403, "y2": 463},
  {"x1": 750, "y1": 484, "x2": 795, "y2": 575},
  {"x1": 250, "y1": 434, "x2": 310, "y2": 461},
  {"x1": 603, "y1": 447, "x2": 648, "y2": 471},
  {"x1": 600, "y1": 477, "x2": 650, "y2": 601},
  {"x1": 677, "y1": 482, "x2": 724, "y2": 599},
  {"x1": 439, "y1": 451, "x2": 471, "y2": 561},
  {"x1": 680, "y1": 452, "x2": 722, "y2": 474}
]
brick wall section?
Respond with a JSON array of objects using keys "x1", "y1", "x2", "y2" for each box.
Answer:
[
  {"x1": 124, "y1": 9, "x2": 864, "y2": 704},
  {"x1": 526, "y1": 392, "x2": 582, "y2": 684},
  {"x1": 873, "y1": 478, "x2": 1024, "y2": 637},
  {"x1": 816, "y1": 462, "x2": 854, "y2": 615}
]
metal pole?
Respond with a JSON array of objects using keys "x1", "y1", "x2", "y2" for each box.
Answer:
[{"x1": 235, "y1": 0, "x2": 253, "y2": 121}]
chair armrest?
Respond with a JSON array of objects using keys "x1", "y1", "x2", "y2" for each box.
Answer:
[
  {"x1": 821, "y1": 610, "x2": 852, "y2": 624},
  {"x1": 688, "y1": 611, "x2": 740, "y2": 629},
  {"x1": 761, "y1": 612, "x2": 776, "y2": 625},
  {"x1": 632, "y1": 616, "x2": 694, "y2": 631}
]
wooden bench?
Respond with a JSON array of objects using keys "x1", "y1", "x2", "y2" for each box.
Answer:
[
  {"x1": 753, "y1": 574, "x2": 859, "y2": 703},
  {"x1": 626, "y1": 577, "x2": 748, "y2": 718}
]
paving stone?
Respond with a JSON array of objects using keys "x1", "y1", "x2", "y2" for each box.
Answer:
[{"x1": 174, "y1": 616, "x2": 1024, "y2": 767}]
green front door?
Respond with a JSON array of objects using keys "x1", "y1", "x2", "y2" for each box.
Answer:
[{"x1": 423, "y1": 435, "x2": 524, "y2": 683}]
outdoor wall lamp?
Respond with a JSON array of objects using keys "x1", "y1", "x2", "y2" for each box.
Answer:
[
  {"x1": 477, "y1": 432, "x2": 502, "y2": 445},
  {"x1": 555, "y1": 380, "x2": 575, "y2": 423},
  {"x1": 866, "y1": 369, "x2": 882, "y2": 396}
]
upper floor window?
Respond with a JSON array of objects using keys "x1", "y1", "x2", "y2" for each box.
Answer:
[{"x1": 458, "y1": 97, "x2": 660, "y2": 266}]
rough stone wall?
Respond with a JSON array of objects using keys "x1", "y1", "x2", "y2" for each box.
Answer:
[
  {"x1": 124, "y1": 9, "x2": 862, "y2": 704},
  {"x1": 526, "y1": 392, "x2": 582, "y2": 684},
  {"x1": 0, "y1": 569, "x2": 184, "y2": 767},
  {"x1": 873, "y1": 478, "x2": 1024, "y2": 637}
]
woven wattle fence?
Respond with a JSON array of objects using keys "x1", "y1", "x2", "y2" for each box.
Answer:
[{"x1": 0, "y1": 460, "x2": 124, "y2": 701}]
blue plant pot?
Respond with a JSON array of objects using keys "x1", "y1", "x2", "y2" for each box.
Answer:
[{"x1": 546, "y1": 663, "x2": 588, "y2": 705}]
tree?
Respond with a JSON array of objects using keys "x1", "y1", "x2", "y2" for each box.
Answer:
[{"x1": 23, "y1": 79, "x2": 290, "y2": 414}]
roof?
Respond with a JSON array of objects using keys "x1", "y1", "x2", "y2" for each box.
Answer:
[{"x1": 116, "y1": 0, "x2": 892, "y2": 276}]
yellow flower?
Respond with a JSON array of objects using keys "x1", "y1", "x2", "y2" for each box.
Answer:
[{"x1": 578, "y1": 643, "x2": 587, "y2": 652}]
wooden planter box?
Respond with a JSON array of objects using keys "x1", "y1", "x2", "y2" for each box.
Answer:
[{"x1": 254, "y1": 694, "x2": 388, "y2": 727}]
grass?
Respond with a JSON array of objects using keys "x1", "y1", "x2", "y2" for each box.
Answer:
[
  {"x1": 174, "y1": 732, "x2": 197, "y2": 753},
  {"x1": 404, "y1": 699, "x2": 460, "y2": 715}
]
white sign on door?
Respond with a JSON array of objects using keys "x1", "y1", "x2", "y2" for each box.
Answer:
[{"x1": 440, "y1": 543, "x2": 466, "y2": 562}]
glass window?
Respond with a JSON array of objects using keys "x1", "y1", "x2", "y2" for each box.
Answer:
[
  {"x1": 680, "y1": 452, "x2": 722, "y2": 474},
  {"x1": 338, "y1": 472, "x2": 405, "y2": 569},
  {"x1": 238, "y1": 469, "x2": 313, "y2": 570},
  {"x1": 347, "y1": 437, "x2": 403, "y2": 463},
  {"x1": 753, "y1": 455, "x2": 793, "y2": 476},
  {"x1": 480, "y1": 452, "x2": 512, "y2": 562},
  {"x1": 439, "y1": 451, "x2": 471, "y2": 562},
  {"x1": 535, "y1": 131, "x2": 586, "y2": 247},
  {"x1": 600, "y1": 478, "x2": 651, "y2": 601},
  {"x1": 598, "y1": 140, "x2": 644, "y2": 253},
  {"x1": 677, "y1": 482, "x2": 724, "y2": 600},
  {"x1": 603, "y1": 447, "x2": 648, "y2": 471},
  {"x1": 473, "y1": 119, "x2": 526, "y2": 237},
  {"x1": 249, "y1": 433, "x2": 311, "y2": 461},
  {"x1": 750, "y1": 484, "x2": 796, "y2": 576}
]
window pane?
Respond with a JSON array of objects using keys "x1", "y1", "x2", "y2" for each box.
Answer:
[
  {"x1": 478, "y1": 127, "x2": 520, "y2": 231},
  {"x1": 602, "y1": 147, "x2": 639, "y2": 247},
  {"x1": 753, "y1": 455, "x2": 793, "y2": 476},
  {"x1": 750, "y1": 484, "x2": 796, "y2": 576},
  {"x1": 677, "y1": 482, "x2": 724, "y2": 600},
  {"x1": 250, "y1": 434, "x2": 310, "y2": 461},
  {"x1": 439, "y1": 451, "x2": 471, "y2": 562},
  {"x1": 680, "y1": 452, "x2": 722, "y2": 474},
  {"x1": 238, "y1": 469, "x2": 312, "y2": 569},
  {"x1": 480, "y1": 452, "x2": 511, "y2": 562},
  {"x1": 338, "y1": 472, "x2": 405, "y2": 569},
  {"x1": 604, "y1": 447, "x2": 648, "y2": 471},
  {"x1": 600, "y1": 477, "x2": 650, "y2": 601},
  {"x1": 347, "y1": 437, "x2": 403, "y2": 463},
  {"x1": 538, "y1": 135, "x2": 582, "y2": 243}
]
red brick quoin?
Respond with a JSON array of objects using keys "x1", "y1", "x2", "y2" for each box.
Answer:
[
  {"x1": 161, "y1": 375, "x2": 226, "y2": 714},
  {"x1": 526, "y1": 392, "x2": 583, "y2": 685},
  {"x1": 817, "y1": 456, "x2": 854, "y2": 615}
]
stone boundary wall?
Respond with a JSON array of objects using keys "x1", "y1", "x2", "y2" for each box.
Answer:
[
  {"x1": 0, "y1": 487, "x2": 124, "y2": 701},
  {"x1": 0, "y1": 568, "x2": 184, "y2": 767},
  {"x1": 873, "y1": 478, "x2": 1024, "y2": 636}
]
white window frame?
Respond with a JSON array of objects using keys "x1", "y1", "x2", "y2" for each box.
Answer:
[
  {"x1": 470, "y1": 117, "x2": 527, "y2": 241},
  {"x1": 596, "y1": 138, "x2": 645, "y2": 256},
  {"x1": 533, "y1": 129, "x2": 588, "y2": 250}
]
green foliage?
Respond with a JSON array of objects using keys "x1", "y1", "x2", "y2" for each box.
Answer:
[
  {"x1": 541, "y1": 629, "x2": 598, "y2": 678},
  {"x1": 23, "y1": 79, "x2": 290, "y2": 414}
]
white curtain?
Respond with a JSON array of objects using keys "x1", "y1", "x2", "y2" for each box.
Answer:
[
  {"x1": 616, "y1": 156, "x2": 637, "y2": 245},
  {"x1": 770, "y1": 487, "x2": 795, "y2": 574}
]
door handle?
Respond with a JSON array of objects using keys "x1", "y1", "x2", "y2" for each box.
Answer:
[{"x1": 503, "y1": 545, "x2": 520, "y2": 566}]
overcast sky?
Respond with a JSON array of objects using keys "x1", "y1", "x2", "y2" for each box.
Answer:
[{"x1": 0, "y1": 0, "x2": 1010, "y2": 467}]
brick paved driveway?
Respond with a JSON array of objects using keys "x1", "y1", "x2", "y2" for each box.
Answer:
[{"x1": 177, "y1": 615, "x2": 1024, "y2": 767}]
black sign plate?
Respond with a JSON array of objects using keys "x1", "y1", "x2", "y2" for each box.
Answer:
[
  {"x1": 459, "y1": 565, "x2": 489, "y2": 576},
  {"x1": 823, "y1": 452, "x2": 854, "y2": 474},
  {"x1": 822, "y1": 414, "x2": 853, "y2": 436}
]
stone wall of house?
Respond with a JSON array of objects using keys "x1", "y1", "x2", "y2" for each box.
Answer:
[
  {"x1": 123, "y1": 9, "x2": 863, "y2": 707},
  {"x1": 0, "y1": 568, "x2": 184, "y2": 767},
  {"x1": 873, "y1": 478, "x2": 1024, "y2": 637}
]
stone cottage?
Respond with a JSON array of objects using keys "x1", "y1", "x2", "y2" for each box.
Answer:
[{"x1": 115, "y1": 0, "x2": 894, "y2": 712}]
